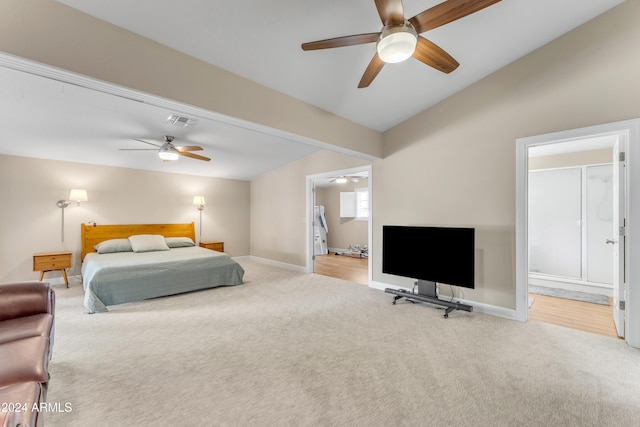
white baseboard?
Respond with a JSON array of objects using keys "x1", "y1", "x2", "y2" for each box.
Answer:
[
  {"x1": 248, "y1": 256, "x2": 307, "y2": 273},
  {"x1": 370, "y1": 281, "x2": 518, "y2": 321},
  {"x1": 41, "y1": 274, "x2": 82, "y2": 287},
  {"x1": 455, "y1": 297, "x2": 518, "y2": 320},
  {"x1": 370, "y1": 281, "x2": 407, "y2": 292}
]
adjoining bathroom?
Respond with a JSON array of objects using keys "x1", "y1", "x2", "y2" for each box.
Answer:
[{"x1": 527, "y1": 137, "x2": 619, "y2": 337}]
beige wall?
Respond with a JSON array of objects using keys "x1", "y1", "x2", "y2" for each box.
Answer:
[
  {"x1": 529, "y1": 148, "x2": 612, "y2": 170},
  {"x1": 0, "y1": 155, "x2": 249, "y2": 283},
  {"x1": 250, "y1": 151, "x2": 371, "y2": 266},
  {"x1": 315, "y1": 181, "x2": 369, "y2": 250},
  {"x1": 376, "y1": 0, "x2": 640, "y2": 308},
  {"x1": 0, "y1": 0, "x2": 382, "y2": 160}
]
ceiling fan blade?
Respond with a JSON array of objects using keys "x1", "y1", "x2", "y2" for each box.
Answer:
[
  {"x1": 133, "y1": 138, "x2": 161, "y2": 148},
  {"x1": 118, "y1": 149, "x2": 158, "y2": 151},
  {"x1": 358, "y1": 54, "x2": 386, "y2": 88},
  {"x1": 413, "y1": 36, "x2": 459, "y2": 74},
  {"x1": 302, "y1": 33, "x2": 380, "y2": 51},
  {"x1": 174, "y1": 145, "x2": 203, "y2": 152},
  {"x1": 178, "y1": 150, "x2": 211, "y2": 162},
  {"x1": 409, "y1": 0, "x2": 501, "y2": 34},
  {"x1": 375, "y1": 0, "x2": 405, "y2": 26},
  {"x1": 358, "y1": 53, "x2": 385, "y2": 89}
]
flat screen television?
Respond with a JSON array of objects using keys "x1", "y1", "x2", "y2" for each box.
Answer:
[{"x1": 382, "y1": 226, "x2": 475, "y2": 294}]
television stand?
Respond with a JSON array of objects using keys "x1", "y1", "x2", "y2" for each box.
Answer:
[{"x1": 385, "y1": 280, "x2": 473, "y2": 318}]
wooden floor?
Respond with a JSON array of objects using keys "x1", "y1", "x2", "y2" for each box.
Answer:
[
  {"x1": 314, "y1": 254, "x2": 619, "y2": 339},
  {"x1": 314, "y1": 253, "x2": 368, "y2": 285},
  {"x1": 528, "y1": 293, "x2": 620, "y2": 339}
]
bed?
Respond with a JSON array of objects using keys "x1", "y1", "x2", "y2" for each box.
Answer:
[{"x1": 80, "y1": 223, "x2": 244, "y2": 313}]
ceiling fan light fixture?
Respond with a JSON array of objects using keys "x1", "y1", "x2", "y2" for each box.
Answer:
[
  {"x1": 377, "y1": 22, "x2": 417, "y2": 64},
  {"x1": 335, "y1": 176, "x2": 348, "y2": 184},
  {"x1": 158, "y1": 144, "x2": 179, "y2": 161}
]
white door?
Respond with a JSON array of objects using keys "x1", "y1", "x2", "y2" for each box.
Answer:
[
  {"x1": 311, "y1": 180, "x2": 317, "y2": 271},
  {"x1": 612, "y1": 137, "x2": 626, "y2": 338}
]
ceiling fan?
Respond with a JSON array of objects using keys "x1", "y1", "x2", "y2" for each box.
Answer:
[
  {"x1": 120, "y1": 135, "x2": 211, "y2": 162},
  {"x1": 330, "y1": 175, "x2": 365, "y2": 184},
  {"x1": 301, "y1": 0, "x2": 501, "y2": 88}
]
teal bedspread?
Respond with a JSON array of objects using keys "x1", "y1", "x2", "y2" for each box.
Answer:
[{"x1": 81, "y1": 247, "x2": 244, "y2": 312}]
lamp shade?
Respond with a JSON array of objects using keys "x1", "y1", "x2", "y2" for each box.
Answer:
[
  {"x1": 69, "y1": 189, "x2": 88, "y2": 203},
  {"x1": 377, "y1": 24, "x2": 417, "y2": 64},
  {"x1": 159, "y1": 144, "x2": 179, "y2": 161},
  {"x1": 193, "y1": 196, "x2": 205, "y2": 206}
]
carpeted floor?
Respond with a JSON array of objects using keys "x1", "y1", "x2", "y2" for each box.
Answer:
[{"x1": 45, "y1": 260, "x2": 640, "y2": 426}]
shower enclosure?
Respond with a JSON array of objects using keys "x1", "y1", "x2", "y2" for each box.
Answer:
[{"x1": 528, "y1": 163, "x2": 614, "y2": 292}]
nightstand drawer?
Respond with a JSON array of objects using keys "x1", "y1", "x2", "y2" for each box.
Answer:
[
  {"x1": 33, "y1": 253, "x2": 72, "y2": 271},
  {"x1": 199, "y1": 241, "x2": 224, "y2": 252},
  {"x1": 33, "y1": 251, "x2": 72, "y2": 287}
]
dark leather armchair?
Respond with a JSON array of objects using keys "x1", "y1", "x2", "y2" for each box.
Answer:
[{"x1": 0, "y1": 281, "x2": 56, "y2": 427}]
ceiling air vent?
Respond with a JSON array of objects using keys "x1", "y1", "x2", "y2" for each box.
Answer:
[{"x1": 167, "y1": 114, "x2": 198, "y2": 127}]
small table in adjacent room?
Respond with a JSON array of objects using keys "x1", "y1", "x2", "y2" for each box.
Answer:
[
  {"x1": 199, "y1": 241, "x2": 224, "y2": 252},
  {"x1": 33, "y1": 251, "x2": 72, "y2": 287}
]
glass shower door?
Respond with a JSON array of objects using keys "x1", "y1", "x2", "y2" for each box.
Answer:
[
  {"x1": 529, "y1": 168, "x2": 582, "y2": 278},
  {"x1": 586, "y1": 164, "x2": 614, "y2": 284}
]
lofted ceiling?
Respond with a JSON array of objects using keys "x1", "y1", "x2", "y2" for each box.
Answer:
[
  {"x1": 55, "y1": 0, "x2": 626, "y2": 131},
  {"x1": 0, "y1": 1, "x2": 626, "y2": 180}
]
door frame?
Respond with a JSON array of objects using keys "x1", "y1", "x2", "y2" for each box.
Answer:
[
  {"x1": 515, "y1": 119, "x2": 640, "y2": 348},
  {"x1": 612, "y1": 137, "x2": 625, "y2": 337},
  {"x1": 305, "y1": 165, "x2": 372, "y2": 285}
]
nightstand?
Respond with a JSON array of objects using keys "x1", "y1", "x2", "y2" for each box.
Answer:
[
  {"x1": 33, "y1": 251, "x2": 72, "y2": 287},
  {"x1": 199, "y1": 241, "x2": 224, "y2": 252}
]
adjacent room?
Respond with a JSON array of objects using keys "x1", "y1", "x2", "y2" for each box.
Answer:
[
  {"x1": 527, "y1": 138, "x2": 620, "y2": 338},
  {"x1": 312, "y1": 170, "x2": 370, "y2": 285},
  {"x1": 1, "y1": 0, "x2": 640, "y2": 426}
]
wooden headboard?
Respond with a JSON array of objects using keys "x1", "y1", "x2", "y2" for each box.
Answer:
[{"x1": 81, "y1": 223, "x2": 196, "y2": 260}]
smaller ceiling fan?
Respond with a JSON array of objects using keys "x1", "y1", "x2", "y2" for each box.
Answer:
[
  {"x1": 120, "y1": 135, "x2": 210, "y2": 162},
  {"x1": 331, "y1": 175, "x2": 364, "y2": 184}
]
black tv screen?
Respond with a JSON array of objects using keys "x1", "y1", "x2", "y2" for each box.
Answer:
[{"x1": 382, "y1": 226, "x2": 475, "y2": 289}]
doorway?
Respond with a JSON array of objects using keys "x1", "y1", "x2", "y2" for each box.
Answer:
[
  {"x1": 516, "y1": 119, "x2": 640, "y2": 348},
  {"x1": 527, "y1": 142, "x2": 618, "y2": 337},
  {"x1": 306, "y1": 165, "x2": 372, "y2": 285}
]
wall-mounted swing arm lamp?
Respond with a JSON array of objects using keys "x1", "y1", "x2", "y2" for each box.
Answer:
[
  {"x1": 193, "y1": 196, "x2": 205, "y2": 244},
  {"x1": 57, "y1": 189, "x2": 88, "y2": 242}
]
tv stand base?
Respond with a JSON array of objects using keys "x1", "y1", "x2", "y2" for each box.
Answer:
[{"x1": 385, "y1": 288, "x2": 473, "y2": 318}]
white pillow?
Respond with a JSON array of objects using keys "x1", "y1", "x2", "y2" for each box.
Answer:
[
  {"x1": 165, "y1": 237, "x2": 195, "y2": 248},
  {"x1": 94, "y1": 239, "x2": 133, "y2": 254},
  {"x1": 128, "y1": 234, "x2": 170, "y2": 253}
]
